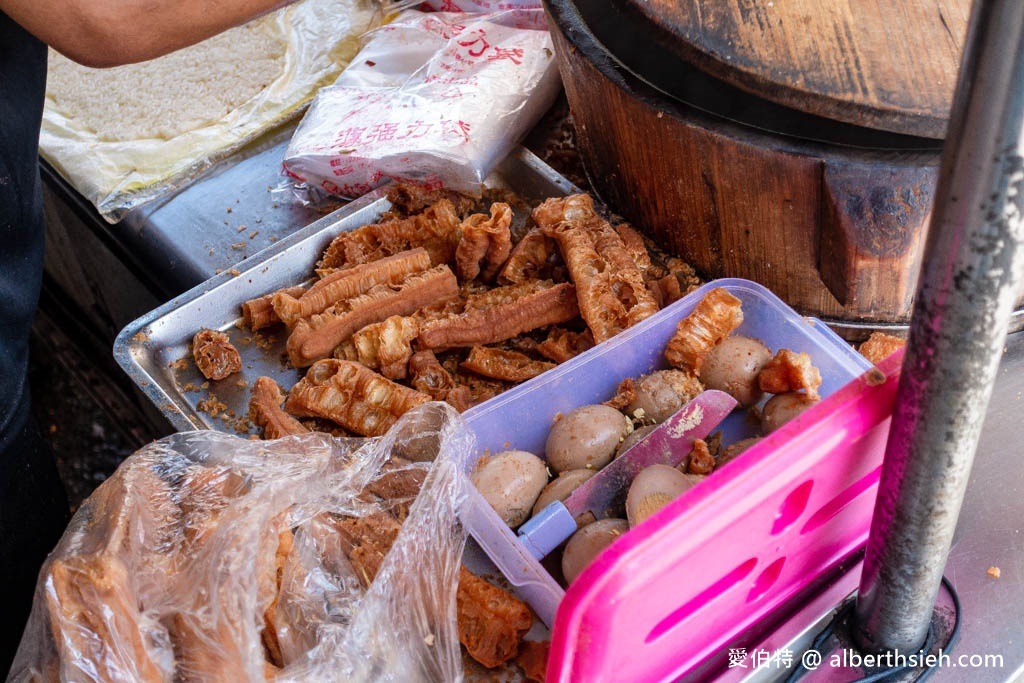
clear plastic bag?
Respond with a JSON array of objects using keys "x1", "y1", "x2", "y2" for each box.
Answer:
[
  {"x1": 418, "y1": 0, "x2": 542, "y2": 11},
  {"x1": 40, "y1": 0, "x2": 382, "y2": 223},
  {"x1": 9, "y1": 403, "x2": 474, "y2": 683},
  {"x1": 281, "y1": 9, "x2": 561, "y2": 204}
]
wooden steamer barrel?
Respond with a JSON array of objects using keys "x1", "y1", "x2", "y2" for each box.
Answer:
[{"x1": 544, "y1": 0, "x2": 981, "y2": 330}]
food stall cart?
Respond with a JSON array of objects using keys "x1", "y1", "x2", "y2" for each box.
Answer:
[{"x1": 31, "y1": 0, "x2": 1024, "y2": 678}]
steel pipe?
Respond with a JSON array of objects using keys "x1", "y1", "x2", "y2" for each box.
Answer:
[{"x1": 853, "y1": 0, "x2": 1024, "y2": 654}]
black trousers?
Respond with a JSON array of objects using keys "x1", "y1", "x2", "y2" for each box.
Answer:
[
  {"x1": 0, "y1": 409, "x2": 69, "y2": 676},
  {"x1": 0, "y1": 163, "x2": 70, "y2": 675},
  {"x1": 2, "y1": 10, "x2": 72, "y2": 676}
]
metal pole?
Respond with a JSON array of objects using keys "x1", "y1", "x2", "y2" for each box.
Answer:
[{"x1": 853, "y1": 0, "x2": 1024, "y2": 655}]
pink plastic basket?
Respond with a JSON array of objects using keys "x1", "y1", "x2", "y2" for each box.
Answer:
[
  {"x1": 549, "y1": 349, "x2": 902, "y2": 681},
  {"x1": 461, "y1": 279, "x2": 902, "y2": 681}
]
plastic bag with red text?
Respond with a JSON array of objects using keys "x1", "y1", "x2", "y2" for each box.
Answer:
[
  {"x1": 418, "y1": 0, "x2": 542, "y2": 11},
  {"x1": 8, "y1": 403, "x2": 473, "y2": 683},
  {"x1": 282, "y1": 9, "x2": 561, "y2": 204}
]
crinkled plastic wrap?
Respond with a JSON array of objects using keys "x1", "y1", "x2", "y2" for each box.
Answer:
[
  {"x1": 40, "y1": 0, "x2": 381, "y2": 223},
  {"x1": 9, "y1": 403, "x2": 474, "y2": 683},
  {"x1": 281, "y1": 9, "x2": 561, "y2": 202},
  {"x1": 419, "y1": 0, "x2": 541, "y2": 11}
]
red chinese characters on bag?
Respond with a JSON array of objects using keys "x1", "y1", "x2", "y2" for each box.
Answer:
[{"x1": 282, "y1": 9, "x2": 560, "y2": 201}]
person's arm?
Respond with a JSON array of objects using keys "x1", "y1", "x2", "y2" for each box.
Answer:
[{"x1": 0, "y1": 0, "x2": 295, "y2": 68}]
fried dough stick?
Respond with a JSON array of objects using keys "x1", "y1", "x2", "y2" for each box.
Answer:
[
  {"x1": 647, "y1": 256, "x2": 702, "y2": 308},
  {"x1": 42, "y1": 461, "x2": 183, "y2": 682},
  {"x1": 498, "y1": 227, "x2": 564, "y2": 284},
  {"x1": 461, "y1": 346, "x2": 555, "y2": 382},
  {"x1": 462, "y1": 278, "x2": 555, "y2": 310},
  {"x1": 261, "y1": 527, "x2": 294, "y2": 669},
  {"x1": 664, "y1": 287, "x2": 744, "y2": 374},
  {"x1": 243, "y1": 286, "x2": 307, "y2": 331},
  {"x1": 169, "y1": 501, "x2": 278, "y2": 683},
  {"x1": 604, "y1": 377, "x2": 637, "y2": 411},
  {"x1": 534, "y1": 194, "x2": 659, "y2": 342},
  {"x1": 175, "y1": 466, "x2": 251, "y2": 554},
  {"x1": 615, "y1": 223, "x2": 653, "y2": 277},
  {"x1": 456, "y1": 278, "x2": 552, "y2": 309},
  {"x1": 455, "y1": 202, "x2": 513, "y2": 282},
  {"x1": 446, "y1": 370, "x2": 510, "y2": 412},
  {"x1": 516, "y1": 640, "x2": 551, "y2": 682},
  {"x1": 193, "y1": 329, "x2": 242, "y2": 381},
  {"x1": 352, "y1": 315, "x2": 421, "y2": 380},
  {"x1": 346, "y1": 290, "x2": 483, "y2": 372},
  {"x1": 687, "y1": 438, "x2": 716, "y2": 475},
  {"x1": 649, "y1": 275, "x2": 688, "y2": 309},
  {"x1": 165, "y1": 466, "x2": 283, "y2": 683},
  {"x1": 445, "y1": 386, "x2": 474, "y2": 412},
  {"x1": 418, "y1": 282, "x2": 579, "y2": 350},
  {"x1": 858, "y1": 331, "x2": 906, "y2": 364},
  {"x1": 456, "y1": 567, "x2": 533, "y2": 668},
  {"x1": 409, "y1": 350, "x2": 456, "y2": 400},
  {"x1": 331, "y1": 511, "x2": 405, "y2": 589},
  {"x1": 249, "y1": 377, "x2": 310, "y2": 439},
  {"x1": 386, "y1": 184, "x2": 477, "y2": 217},
  {"x1": 286, "y1": 265, "x2": 458, "y2": 368},
  {"x1": 318, "y1": 199, "x2": 462, "y2": 271},
  {"x1": 758, "y1": 349, "x2": 823, "y2": 400},
  {"x1": 364, "y1": 457, "x2": 428, "y2": 503},
  {"x1": 273, "y1": 248, "x2": 432, "y2": 327},
  {"x1": 46, "y1": 555, "x2": 168, "y2": 682},
  {"x1": 285, "y1": 360, "x2": 431, "y2": 436},
  {"x1": 330, "y1": 511, "x2": 533, "y2": 670},
  {"x1": 535, "y1": 326, "x2": 594, "y2": 363},
  {"x1": 168, "y1": 610, "x2": 251, "y2": 683}
]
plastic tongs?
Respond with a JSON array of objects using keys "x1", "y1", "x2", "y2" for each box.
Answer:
[{"x1": 517, "y1": 389, "x2": 738, "y2": 560}]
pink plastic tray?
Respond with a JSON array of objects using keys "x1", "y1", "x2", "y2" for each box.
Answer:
[{"x1": 461, "y1": 279, "x2": 901, "y2": 681}]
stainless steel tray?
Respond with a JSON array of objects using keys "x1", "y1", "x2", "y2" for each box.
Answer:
[{"x1": 114, "y1": 148, "x2": 578, "y2": 433}]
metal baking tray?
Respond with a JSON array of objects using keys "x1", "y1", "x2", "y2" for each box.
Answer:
[{"x1": 114, "y1": 147, "x2": 578, "y2": 433}]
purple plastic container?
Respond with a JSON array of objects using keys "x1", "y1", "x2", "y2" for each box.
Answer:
[{"x1": 461, "y1": 278, "x2": 898, "y2": 680}]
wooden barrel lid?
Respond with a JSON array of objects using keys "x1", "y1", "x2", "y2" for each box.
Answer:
[{"x1": 620, "y1": 0, "x2": 970, "y2": 139}]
